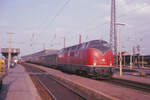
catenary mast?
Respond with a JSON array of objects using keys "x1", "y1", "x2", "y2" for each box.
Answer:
[{"x1": 110, "y1": 0, "x2": 117, "y2": 65}]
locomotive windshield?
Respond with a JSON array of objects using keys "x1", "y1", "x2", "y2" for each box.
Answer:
[{"x1": 88, "y1": 40, "x2": 111, "y2": 53}]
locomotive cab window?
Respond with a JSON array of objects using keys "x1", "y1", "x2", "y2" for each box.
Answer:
[{"x1": 88, "y1": 40, "x2": 111, "y2": 53}]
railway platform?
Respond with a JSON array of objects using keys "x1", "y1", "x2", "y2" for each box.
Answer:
[
  {"x1": 114, "y1": 65, "x2": 150, "y2": 75},
  {"x1": 113, "y1": 72, "x2": 150, "y2": 84},
  {"x1": 0, "y1": 64, "x2": 41, "y2": 100}
]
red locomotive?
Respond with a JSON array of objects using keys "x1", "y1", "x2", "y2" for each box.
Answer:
[{"x1": 24, "y1": 40, "x2": 114, "y2": 79}]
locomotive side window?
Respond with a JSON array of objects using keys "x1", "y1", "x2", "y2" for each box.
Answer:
[{"x1": 69, "y1": 46, "x2": 76, "y2": 57}]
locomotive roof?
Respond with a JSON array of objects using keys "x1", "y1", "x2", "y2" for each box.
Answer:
[{"x1": 61, "y1": 39, "x2": 110, "y2": 52}]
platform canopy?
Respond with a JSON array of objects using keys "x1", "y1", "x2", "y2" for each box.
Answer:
[{"x1": 1, "y1": 48, "x2": 20, "y2": 58}]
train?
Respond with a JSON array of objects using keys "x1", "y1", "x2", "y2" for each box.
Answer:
[{"x1": 23, "y1": 40, "x2": 114, "y2": 79}]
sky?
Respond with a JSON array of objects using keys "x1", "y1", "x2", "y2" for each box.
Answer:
[{"x1": 0, "y1": 0, "x2": 150, "y2": 56}]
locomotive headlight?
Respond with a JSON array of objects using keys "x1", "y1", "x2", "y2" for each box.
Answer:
[
  {"x1": 102, "y1": 59, "x2": 105, "y2": 62},
  {"x1": 93, "y1": 56, "x2": 97, "y2": 66}
]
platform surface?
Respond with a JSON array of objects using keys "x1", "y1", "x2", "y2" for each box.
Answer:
[
  {"x1": 113, "y1": 72, "x2": 150, "y2": 84},
  {"x1": 0, "y1": 64, "x2": 41, "y2": 100}
]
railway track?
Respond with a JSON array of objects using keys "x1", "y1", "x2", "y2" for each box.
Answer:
[
  {"x1": 106, "y1": 78, "x2": 150, "y2": 93},
  {"x1": 23, "y1": 63, "x2": 86, "y2": 100},
  {"x1": 24, "y1": 63, "x2": 150, "y2": 94}
]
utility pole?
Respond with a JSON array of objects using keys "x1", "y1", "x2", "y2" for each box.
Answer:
[
  {"x1": 7, "y1": 32, "x2": 15, "y2": 70},
  {"x1": 115, "y1": 23, "x2": 125, "y2": 76},
  {"x1": 110, "y1": 0, "x2": 117, "y2": 66},
  {"x1": 141, "y1": 47, "x2": 144, "y2": 68},
  {"x1": 133, "y1": 46, "x2": 135, "y2": 66},
  {"x1": 130, "y1": 41, "x2": 134, "y2": 69},
  {"x1": 137, "y1": 45, "x2": 140, "y2": 68}
]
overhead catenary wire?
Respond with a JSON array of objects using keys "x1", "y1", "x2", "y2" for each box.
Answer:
[
  {"x1": 30, "y1": 0, "x2": 148, "y2": 46},
  {"x1": 30, "y1": 0, "x2": 72, "y2": 49},
  {"x1": 40, "y1": 0, "x2": 72, "y2": 33}
]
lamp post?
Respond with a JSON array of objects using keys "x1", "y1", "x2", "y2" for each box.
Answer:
[
  {"x1": 137, "y1": 38, "x2": 143, "y2": 68},
  {"x1": 115, "y1": 23, "x2": 125, "y2": 76},
  {"x1": 128, "y1": 37, "x2": 136, "y2": 69},
  {"x1": 130, "y1": 46, "x2": 133, "y2": 69},
  {"x1": 142, "y1": 53, "x2": 144, "y2": 68}
]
